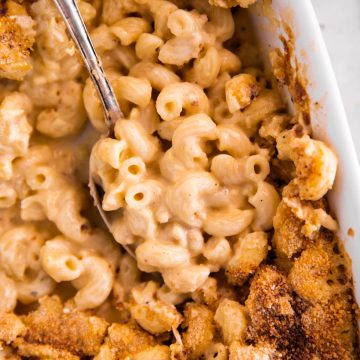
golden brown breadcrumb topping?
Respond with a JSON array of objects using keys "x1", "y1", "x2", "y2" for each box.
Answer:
[
  {"x1": 0, "y1": 312, "x2": 26, "y2": 343},
  {"x1": 0, "y1": 270, "x2": 358, "y2": 360},
  {"x1": 273, "y1": 201, "x2": 309, "y2": 258},
  {"x1": 96, "y1": 322, "x2": 158, "y2": 358},
  {"x1": 182, "y1": 303, "x2": 215, "y2": 359},
  {"x1": 302, "y1": 294, "x2": 358, "y2": 360},
  {"x1": 17, "y1": 296, "x2": 108, "y2": 357},
  {"x1": 246, "y1": 265, "x2": 308, "y2": 358},
  {"x1": 0, "y1": 1, "x2": 35, "y2": 80}
]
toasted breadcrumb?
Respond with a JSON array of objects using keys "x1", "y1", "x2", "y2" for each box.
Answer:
[
  {"x1": 0, "y1": 1, "x2": 35, "y2": 80},
  {"x1": 20, "y1": 296, "x2": 108, "y2": 357},
  {"x1": 288, "y1": 246, "x2": 336, "y2": 304},
  {"x1": 0, "y1": 313, "x2": 26, "y2": 344},
  {"x1": 226, "y1": 232, "x2": 268, "y2": 286},
  {"x1": 246, "y1": 266, "x2": 308, "y2": 358},
  {"x1": 182, "y1": 303, "x2": 215, "y2": 359},
  {"x1": 95, "y1": 322, "x2": 158, "y2": 359},
  {"x1": 273, "y1": 200, "x2": 309, "y2": 258},
  {"x1": 13, "y1": 338, "x2": 80, "y2": 360},
  {"x1": 302, "y1": 294, "x2": 358, "y2": 359},
  {"x1": 214, "y1": 299, "x2": 248, "y2": 345},
  {"x1": 0, "y1": 343, "x2": 21, "y2": 359}
]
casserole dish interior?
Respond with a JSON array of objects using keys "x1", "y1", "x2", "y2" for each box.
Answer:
[{"x1": 249, "y1": 0, "x2": 360, "y2": 302}]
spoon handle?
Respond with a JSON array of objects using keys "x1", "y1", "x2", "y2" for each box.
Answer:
[{"x1": 53, "y1": 0, "x2": 122, "y2": 129}]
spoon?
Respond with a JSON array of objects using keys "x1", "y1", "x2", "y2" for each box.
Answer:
[{"x1": 53, "y1": 0, "x2": 135, "y2": 257}]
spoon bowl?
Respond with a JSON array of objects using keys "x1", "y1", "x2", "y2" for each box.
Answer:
[{"x1": 53, "y1": 0, "x2": 135, "y2": 257}]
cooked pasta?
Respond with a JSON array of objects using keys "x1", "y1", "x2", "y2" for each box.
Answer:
[{"x1": 0, "y1": 0, "x2": 357, "y2": 358}]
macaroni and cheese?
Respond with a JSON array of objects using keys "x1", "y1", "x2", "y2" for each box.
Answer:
[{"x1": 0, "y1": 0, "x2": 358, "y2": 358}]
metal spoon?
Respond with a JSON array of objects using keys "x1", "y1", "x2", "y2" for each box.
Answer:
[{"x1": 53, "y1": 0, "x2": 135, "y2": 257}]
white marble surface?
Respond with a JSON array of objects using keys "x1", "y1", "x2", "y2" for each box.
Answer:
[{"x1": 312, "y1": 0, "x2": 360, "y2": 161}]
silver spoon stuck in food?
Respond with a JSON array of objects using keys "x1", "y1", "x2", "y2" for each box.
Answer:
[{"x1": 52, "y1": 0, "x2": 135, "y2": 258}]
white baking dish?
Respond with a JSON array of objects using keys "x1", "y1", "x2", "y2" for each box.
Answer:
[{"x1": 248, "y1": 0, "x2": 360, "y2": 300}]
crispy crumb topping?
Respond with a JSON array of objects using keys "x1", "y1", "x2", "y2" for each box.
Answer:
[
  {"x1": 19, "y1": 296, "x2": 108, "y2": 357},
  {"x1": 0, "y1": 1, "x2": 35, "y2": 80}
]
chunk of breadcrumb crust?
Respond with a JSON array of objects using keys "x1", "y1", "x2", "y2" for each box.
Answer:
[
  {"x1": 13, "y1": 338, "x2": 80, "y2": 360},
  {"x1": 0, "y1": 313, "x2": 26, "y2": 344},
  {"x1": 20, "y1": 296, "x2": 108, "y2": 357},
  {"x1": 95, "y1": 322, "x2": 158, "y2": 359},
  {"x1": 0, "y1": 343, "x2": 21, "y2": 359},
  {"x1": 246, "y1": 266, "x2": 308, "y2": 357},
  {"x1": 301, "y1": 294, "x2": 358, "y2": 359},
  {"x1": 288, "y1": 247, "x2": 336, "y2": 304},
  {"x1": 273, "y1": 200, "x2": 309, "y2": 258},
  {"x1": 214, "y1": 299, "x2": 248, "y2": 345},
  {"x1": 182, "y1": 303, "x2": 215, "y2": 359},
  {"x1": 229, "y1": 341, "x2": 278, "y2": 360},
  {"x1": 226, "y1": 232, "x2": 268, "y2": 286},
  {"x1": 209, "y1": 0, "x2": 257, "y2": 8},
  {"x1": 0, "y1": 1, "x2": 35, "y2": 80}
]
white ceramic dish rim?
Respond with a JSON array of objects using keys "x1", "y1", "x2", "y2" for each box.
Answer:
[{"x1": 248, "y1": 0, "x2": 360, "y2": 302}]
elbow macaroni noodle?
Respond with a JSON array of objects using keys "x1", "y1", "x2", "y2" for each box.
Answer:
[{"x1": 0, "y1": 0, "x2": 341, "y2": 318}]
